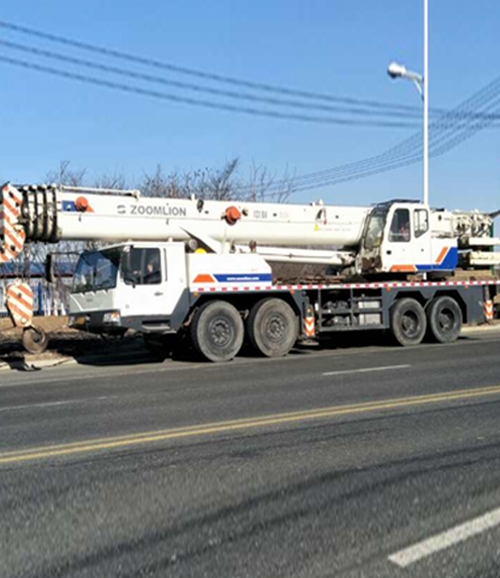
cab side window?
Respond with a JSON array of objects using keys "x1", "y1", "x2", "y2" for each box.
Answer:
[
  {"x1": 123, "y1": 248, "x2": 162, "y2": 285},
  {"x1": 414, "y1": 209, "x2": 429, "y2": 238},
  {"x1": 389, "y1": 208, "x2": 411, "y2": 242}
]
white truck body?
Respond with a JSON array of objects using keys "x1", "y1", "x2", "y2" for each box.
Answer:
[{"x1": 1, "y1": 182, "x2": 498, "y2": 357}]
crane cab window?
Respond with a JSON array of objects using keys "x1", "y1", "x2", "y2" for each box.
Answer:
[
  {"x1": 122, "y1": 248, "x2": 162, "y2": 285},
  {"x1": 414, "y1": 208, "x2": 429, "y2": 238},
  {"x1": 389, "y1": 208, "x2": 411, "y2": 242}
]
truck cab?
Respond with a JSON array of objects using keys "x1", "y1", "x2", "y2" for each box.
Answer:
[
  {"x1": 358, "y1": 201, "x2": 458, "y2": 275},
  {"x1": 69, "y1": 241, "x2": 274, "y2": 339},
  {"x1": 69, "y1": 242, "x2": 188, "y2": 335}
]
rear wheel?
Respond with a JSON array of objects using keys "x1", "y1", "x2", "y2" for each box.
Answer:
[
  {"x1": 426, "y1": 296, "x2": 462, "y2": 343},
  {"x1": 22, "y1": 326, "x2": 49, "y2": 354},
  {"x1": 247, "y1": 298, "x2": 298, "y2": 357},
  {"x1": 390, "y1": 298, "x2": 427, "y2": 346},
  {"x1": 191, "y1": 300, "x2": 244, "y2": 362}
]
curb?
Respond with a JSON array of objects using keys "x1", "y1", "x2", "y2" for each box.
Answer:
[
  {"x1": 0, "y1": 350, "x2": 154, "y2": 372},
  {"x1": 461, "y1": 323, "x2": 500, "y2": 334},
  {"x1": 0, "y1": 356, "x2": 76, "y2": 372}
]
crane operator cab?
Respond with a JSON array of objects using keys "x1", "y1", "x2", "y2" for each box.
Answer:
[{"x1": 357, "y1": 201, "x2": 458, "y2": 276}]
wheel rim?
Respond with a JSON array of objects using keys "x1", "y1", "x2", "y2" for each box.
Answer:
[
  {"x1": 401, "y1": 310, "x2": 419, "y2": 338},
  {"x1": 209, "y1": 318, "x2": 232, "y2": 348},
  {"x1": 266, "y1": 314, "x2": 286, "y2": 342},
  {"x1": 438, "y1": 308, "x2": 454, "y2": 332}
]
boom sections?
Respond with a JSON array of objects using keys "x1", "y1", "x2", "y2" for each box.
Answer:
[
  {"x1": 1, "y1": 182, "x2": 498, "y2": 270},
  {"x1": 1, "y1": 182, "x2": 370, "y2": 256}
]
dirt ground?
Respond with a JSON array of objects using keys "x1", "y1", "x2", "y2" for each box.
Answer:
[
  {"x1": 0, "y1": 316, "x2": 146, "y2": 362},
  {"x1": 0, "y1": 316, "x2": 70, "y2": 334}
]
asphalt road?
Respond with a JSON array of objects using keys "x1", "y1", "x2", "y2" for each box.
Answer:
[{"x1": 1, "y1": 331, "x2": 500, "y2": 577}]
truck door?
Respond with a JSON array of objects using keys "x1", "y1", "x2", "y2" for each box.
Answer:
[
  {"x1": 382, "y1": 206, "x2": 431, "y2": 273},
  {"x1": 411, "y1": 207, "x2": 431, "y2": 269},
  {"x1": 120, "y1": 245, "x2": 186, "y2": 319},
  {"x1": 382, "y1": 207, "x2": 413, "y2": 272}
]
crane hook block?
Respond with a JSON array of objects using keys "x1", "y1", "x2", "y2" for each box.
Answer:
[{"x1": 224, "y1": 206, "x2": 241, "y2": 225}]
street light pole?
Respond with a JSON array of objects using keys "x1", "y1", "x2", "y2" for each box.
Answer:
[
  {"x1": 423, "y1": 0, "x2": 429, "y2": 206},
  {"x1": 387, "y1": 0, "x2": 429, "y2": 207}
]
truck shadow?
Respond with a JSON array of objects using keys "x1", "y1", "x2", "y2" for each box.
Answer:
[{"x1": 0, "y1": 328, "x2": 490, "y2": 371}]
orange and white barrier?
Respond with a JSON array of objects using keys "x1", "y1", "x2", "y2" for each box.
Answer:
[
  {"x1": 303, "y1": 307, "x2": 315, "y2": 338},
  {"x1": 5, "y1": 280, "x2": 34, "y2": 328},
  {"x1": 484, "y1": 300, "x2": 494, "y2": 321}
]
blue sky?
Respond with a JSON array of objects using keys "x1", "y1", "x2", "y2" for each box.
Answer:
[{"x1": 0, "y1": 0, "x2": 498, "y2": 211}]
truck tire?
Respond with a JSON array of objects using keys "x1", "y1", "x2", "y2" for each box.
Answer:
[
  {"x1": 247, "y1": 298, "x2": 298, "y2": 357},
  {"x1": 390, "y1": 298, "x2": 427, "y2": 346},
  {"x1": 191, "y1": 300, "x2": 244, "y2": 362},
  {"x1": 426, "y1": 296, "x2": 462, "y2": 343}
]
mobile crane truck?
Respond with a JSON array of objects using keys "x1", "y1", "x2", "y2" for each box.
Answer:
[{"x1": 0, "y1": 182, "x2": 498, "y2": 361}]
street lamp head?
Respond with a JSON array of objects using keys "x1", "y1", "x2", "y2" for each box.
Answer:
[{"x1": 387, "y1": 61, "x2": 407, "y2": 79}]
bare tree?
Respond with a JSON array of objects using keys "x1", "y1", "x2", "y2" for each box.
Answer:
[
  {"x1": 140, "y1": 159, "x2": 242, "y2": 201},
  {"x1": 93, "y1": 171, "x2": 128, "y2": 190},
  {"x1": 46, "y1": 160, "x2": 86, "y2": 188},
  {"x1": 244, "y1": 161, "x2": 295, "y2": 203}
]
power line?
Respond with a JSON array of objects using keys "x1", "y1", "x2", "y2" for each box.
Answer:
[
  {"x1": 3, "y1": 19, "x2": 500, "y2": 124},
  {"x1": 0, "y1": 19, "x2": 426, "y2": 114},
  {"x1": 251, "y1": 75, "x2": 500, "y2": 195},
  {"x1": 1, "y1": 19, "x2": 498, "y2": 197},
  {"x1": 0, "y1": 39, "x2": 425, "y2": 120},
  {"x1": 2, "y1": 20, "x2": 499, "y2": 125},
  {"x1": 0, "y1": 54, "x2": 421, "y2": 128},
  {"x1": 2, "y1": 51, "x2": 494, "y2": 194}
]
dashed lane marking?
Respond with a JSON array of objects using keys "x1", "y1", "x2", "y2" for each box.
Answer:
[
  {"x1": 389, "y1": 506, "x2": 500, "y2": 567},
  {"x1": 322, "y1": 364, "x2": 410, "y2": 376}
]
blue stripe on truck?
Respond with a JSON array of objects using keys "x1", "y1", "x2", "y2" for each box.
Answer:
[{"x1": 213, "y1": 273, "x2": 273, "y2": 283}]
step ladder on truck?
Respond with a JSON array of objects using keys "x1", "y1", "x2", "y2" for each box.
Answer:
[{"x1": 0, "y1": 182, "x2": 498, "y2": 360}]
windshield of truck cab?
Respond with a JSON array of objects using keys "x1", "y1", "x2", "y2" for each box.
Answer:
[
  {"x1": 363, "y1": 206, "x2": 389, "y2": 250},
  {"x1": 72, "y1": 249, "x2": 121, "y2": 293}
]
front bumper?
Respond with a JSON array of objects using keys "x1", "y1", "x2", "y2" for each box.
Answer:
[{"x1": 69, "y1": 310, "x2": 175, "y2": 335}]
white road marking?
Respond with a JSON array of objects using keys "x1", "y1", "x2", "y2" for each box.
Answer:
[
  {"x1": 389, "y1": 506, "x2": 500, "y2": 568},
  {"x1": 322, "y1": 364, "x2": 410, "y2": 376},
  {"x1": 0, "y1": 396, "x2": 109, "y2": 413}
]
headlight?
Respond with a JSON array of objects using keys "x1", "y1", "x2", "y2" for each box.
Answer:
[{"x1": 103, "y1": 311, "x2": 121, "y2": 324}]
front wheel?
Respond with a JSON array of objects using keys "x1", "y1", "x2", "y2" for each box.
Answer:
[
  {"x1": 191, "y1": 301, "x2": 244, "y2": 362},
  {"x1": 426, "y1": 296, "x2": 462, "y2": 343},
  {"x1": 390, "y1": 298, "x2": 427, "y2": 346}
]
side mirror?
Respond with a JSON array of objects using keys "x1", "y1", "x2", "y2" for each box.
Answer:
[{"x1": 44, "y1": 253, "x2": 55, "y2": 283}]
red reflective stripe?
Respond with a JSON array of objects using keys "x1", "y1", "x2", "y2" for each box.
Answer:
[
  {"x1": 6, "y1": 300, "x2": 33, "y2": 323},
  {"x1": 4, "y1": 228, "x2": 24, "y2": 251}
]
